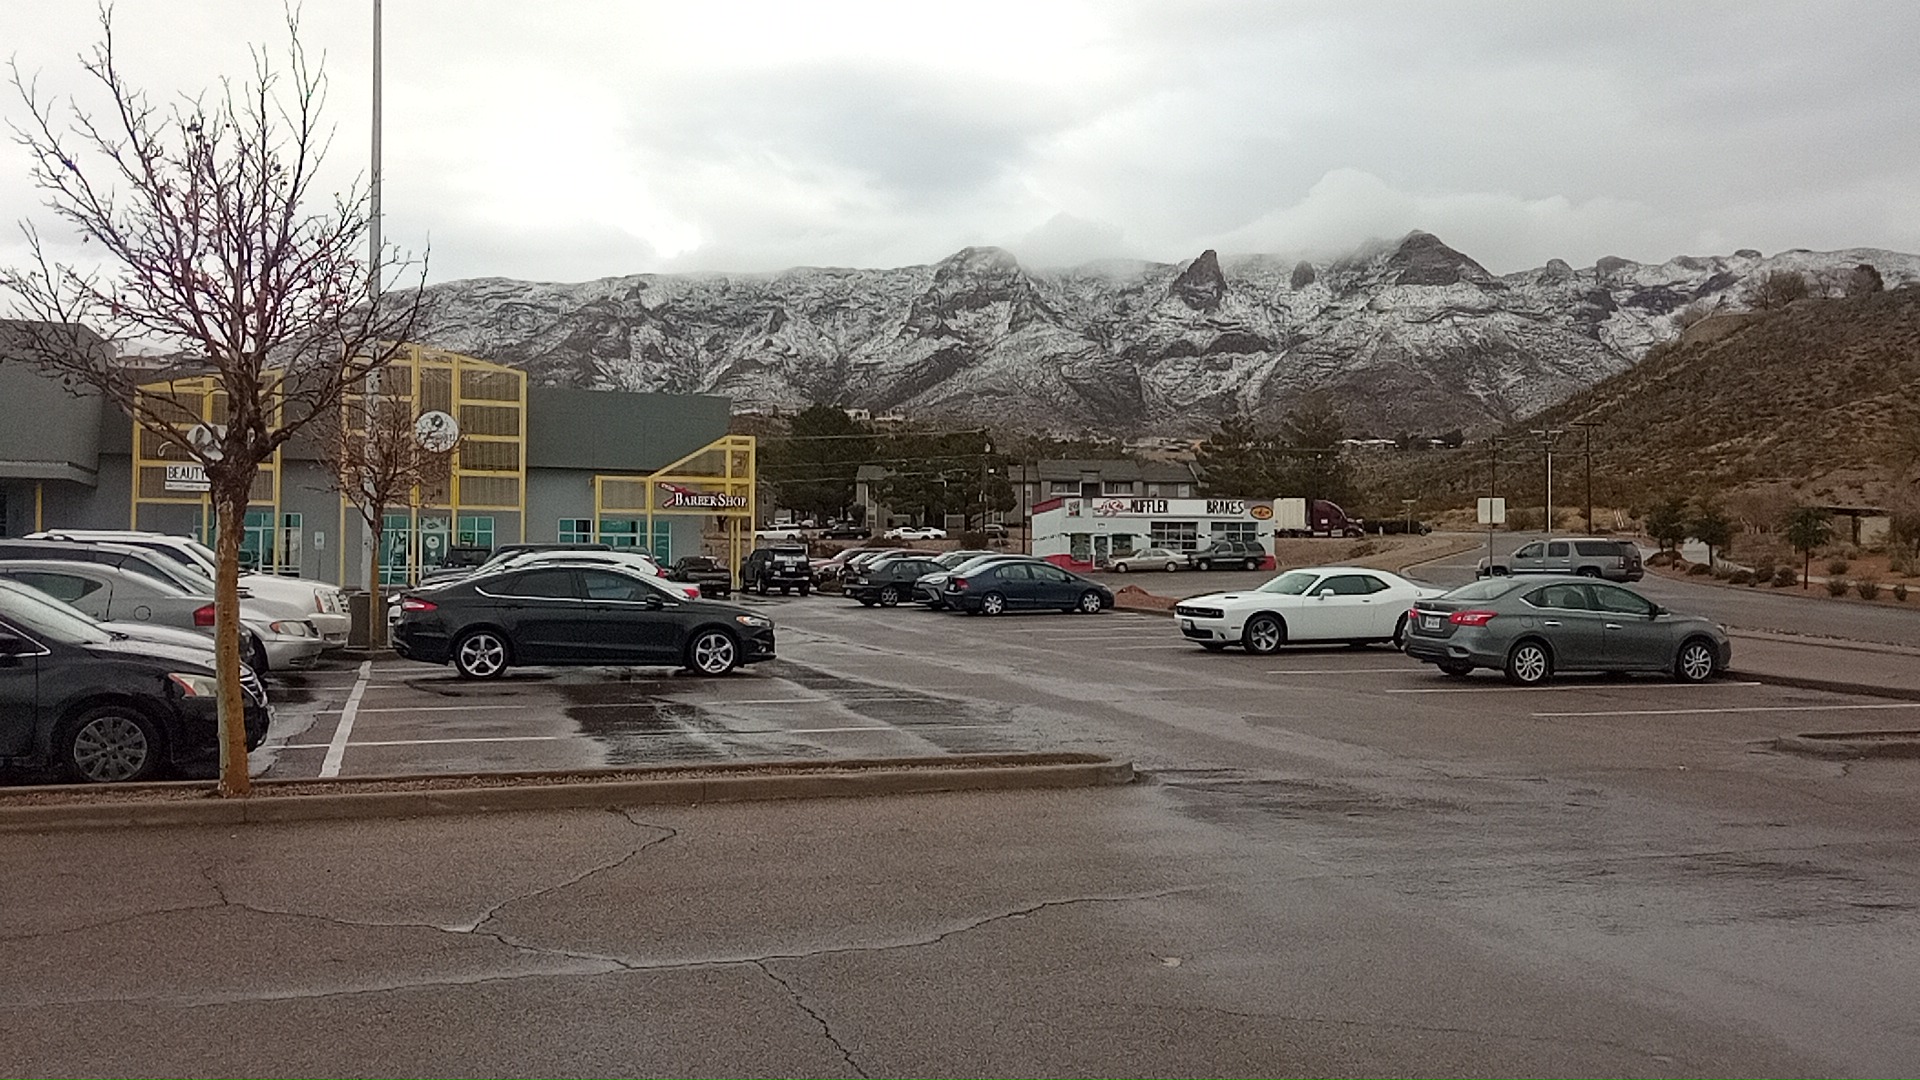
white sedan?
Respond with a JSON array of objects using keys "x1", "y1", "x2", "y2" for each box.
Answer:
[
  {"x1": 883, "y1": 526, "x2": 947, "y2": 541},
  {"x1": 1111, "y1": 547, "x2": 1190, "y2": 573},
  {"x1": 1172, "y1": 566, "x2": 1445, "y2": 653}
]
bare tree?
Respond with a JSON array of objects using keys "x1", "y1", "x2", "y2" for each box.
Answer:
[
  {"x1": 320, "y1": 387, "x2": 456, "y2": 647},
  {"x1": 0, "y1": 9, "x2": 425, "y2": 794},
  {"x1": 1744, "y1": 269, "x2": 1810, "y2": 311}
]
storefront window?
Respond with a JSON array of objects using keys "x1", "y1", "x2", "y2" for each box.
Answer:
[
  {"x1": 278, "y1": 513, "x2": 302, "y2": 575},
  {"x1": 1211, "y1": 521, "x2": 1259, "y2": 543},
  {"x1": 380, "y1": 512, "x2": 410, "y2": 586},
  {"x1": 457, "y1": 516, "x2": 495, "y2": 550},
  {"x1": 1110, "y1": 533, "x2": 1137, "y2": 556},
  {"x1": 1069, "y1": 533, "x2": 1092, "y2": 563},
  {"x1": 559, "y1": 518, "x2": 592, "y2": 544},
  {"x1": 599, "y1": 519, "x2": 640, "y2": 548},
  {"x1": 1150, "y1": 521, "x2": 1199, "y2": 550}
]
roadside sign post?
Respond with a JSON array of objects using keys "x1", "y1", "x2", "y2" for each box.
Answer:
[{"x1": 1477, "y1": 497, "x2": 1506, "y2": 572}]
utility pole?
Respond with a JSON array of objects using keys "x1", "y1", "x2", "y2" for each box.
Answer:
[
  {"x1": 1529, "y1": 428, "x2": 1565, "y2": 535},
  {"x1": 1572, "y1": 421, "x2": 1598, "y2": 532},
  {"x1": 369, "y1": 0, "x2": 383, "y2": 302}
]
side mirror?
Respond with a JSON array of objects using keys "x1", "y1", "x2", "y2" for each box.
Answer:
[
  {"x1": 1651, "y1": 605, "x2": 1667, "y2": 617},
  {"x1": 1318, "y1": 589, "x2": 1334, "y2": 600}
]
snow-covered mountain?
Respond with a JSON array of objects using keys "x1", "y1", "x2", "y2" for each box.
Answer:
[{"x1": 412, "y1": 233, "x2": 1920, "y2": 437}]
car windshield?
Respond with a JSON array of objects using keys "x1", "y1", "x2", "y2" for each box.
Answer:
[
  {"x1": 0, "y1": 580, "x2": 113, "y2": 645},
  {"x1": 1257, "y1": 571, "x2": 1322, "y2": 595},
  {"x1": 1440, "y1": 578, "x2": 1524, "y2": 602}
]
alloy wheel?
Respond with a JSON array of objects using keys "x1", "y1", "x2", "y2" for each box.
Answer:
[
  {"x1": 981, "y1": 592, "x2": 1007, "y2": 615},
  {"x1": 1078, "y1": 590, "x2": 1102, "y2": 614},
  {"x1": 1506, "y1": 642, "x2": 1551, "y2": 686},
  {"x1": 690, "y1": 631, "x2": 738, "y2": 675},
  {"x1": 455, "y1": 632, "x2": 508, "y2": 679},
  {"x1": 1676, "y1": 640, "x2": 1715, "y2": 682},
  {"x1": 879, "y1": 586, "x2": 899, "y2": 606},
  {"x1": 69, "y1": 712, "x2": 153, "y2": 783},
  {"x1": 1244, "y1": 615, "x2": 1283, "y2": 654}
]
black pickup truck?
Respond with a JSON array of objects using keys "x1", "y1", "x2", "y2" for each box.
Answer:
[{"x1": 666, "y1": 555, "x2": 735, "y2": 598}]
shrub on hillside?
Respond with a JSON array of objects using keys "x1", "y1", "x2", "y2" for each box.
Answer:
[
  {"x1": 1773, "y1": 567, "x2": 1798, "y2": 588},
  {"x1": 1729, "y1": 569, "x2": 1754, "y2": 585},
  {"x1": 1826, "y1": 577, "x2": 1851, "y2": 597},
  {"x1": 1505, "y1": 508, "x2": 1538, "y2": 532},
  {"x1": 1750, "y1": 560, "x2": 1775, "y2": 583},
  {"x1": 1712, "y1": 564, "x2": 1735, "y2": 580},
  {"x1": 1856, "y1": 578, "x2": 1881, "y2": 601},
  {"x1": 957, "y1": 530, "x2": 987, "y2": 549},
  {"x1": 1826, "y1": 557, "x2": 1850, "y2": 575},
  {"x1": 1896, "y1": 583, "x2": 1910, "y2": 602},
  {"x1": 1346, "y1": 540, "x2": 1378, "y2": 559},
  {"x1": 1686, "y1": 562, "x2": 1711, "y2": 576}
]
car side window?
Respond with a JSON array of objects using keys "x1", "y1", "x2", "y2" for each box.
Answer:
[
  {"x1": 495, "y1": 569, "x2": 580, "y2": 599},
  {"x1": 1321, "y1": 574, "x2": 1376, "y2": 595},
  {"x1": 1033, "y1": 565, "x2": 1072, "y2": 583},
  {"x1": 1590, "y1": 585, "x2": 1654, "y2": 616},
  {"x1": 1527, "y1": 584, "x2": 1590, "y2": 610},
  {"x1": 994, "y1": 564, "x2": 1032, "y2": 581},
  {"x1": 1546, "y1": 542, "x2": 1570, "y2": 557},
  {"x1": 1514, "y1": 543, "x2": 1543, "y2": 559},
  {"x1": 1574, "y1": 541, "x2": 1614, "y2": 557},
  {"x1": 579, "y1": 570, "x2": 648, "y2": 602},
  {"x1": 6, "y1": 571, "x2": 104, "y2": 603}
]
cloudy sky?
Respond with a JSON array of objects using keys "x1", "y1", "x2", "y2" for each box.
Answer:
[{"x1": 6, "y1": 1, "x2": 1918, "y2": 284}]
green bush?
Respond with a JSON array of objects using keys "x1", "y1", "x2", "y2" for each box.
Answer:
[
  {"x1": 1827, "y1": 557, "x2": 1850, "y2": 575},
  {"x1": 1856, "y1": 578, "x2": 1881, "y2": 600},
  {"x1": 1712, "y1": 564, "x2": 1735, "y2": 580},
  {"x1": 1826, "y1": 577, "x2": 1851, "y2": 597},
  {"x1": 1773, "y1": 567, "x2": 1798, "y2": 588},
  {"x1": 1729, "y1": 569, "x2": 1754, "y2": 585},
  {"x1": 1505, "y1": 507, "x2": 1539, "y2": 532},
  {"x1": 1750, "y1": 560, "x2": 1775, "y2": 583},
  {"x1": 1896, "y1": 583, "x2": 1909, "y2": 602},
  {"x1": 1686, "y1": 562, "x2": 1711, "y2": 576}
]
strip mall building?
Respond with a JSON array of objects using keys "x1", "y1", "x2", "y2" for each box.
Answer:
[
  {"x1": 1031, "y1": 495, "x2": 1277, "y2": 571},
  {"x1": 0, "y1": 335, "x2": 755, "y2": 587}
]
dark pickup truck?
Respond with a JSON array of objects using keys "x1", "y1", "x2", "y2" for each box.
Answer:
[{"x1": 666, "y1": 555, "x2": 734, "y2": 598}]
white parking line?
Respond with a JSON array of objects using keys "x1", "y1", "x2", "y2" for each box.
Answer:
[
  {"x1": 1534, "y1": 702, "x2": 1920, "y2": 719},
  {"x1": 277, "y1": 722, "x2": 999, "y2": 751},
  {"x1": 1390, "y1": 681, "x2": 1763, "y2": 694},
  {"x1": 317, "y1": 660, "x2": 372, "y2": 778},
  {"x1": 1265, "y1": 668, "x2": 1420, "y2": 675}
]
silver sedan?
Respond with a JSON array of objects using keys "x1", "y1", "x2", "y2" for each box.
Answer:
[{"x1": 1403, "y1": 575, "x2": 1731, "y2": 685}]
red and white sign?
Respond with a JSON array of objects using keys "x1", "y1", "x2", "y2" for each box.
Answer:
[{"x1": 658, "y1": 483, "x2": 747, "y2": 510}]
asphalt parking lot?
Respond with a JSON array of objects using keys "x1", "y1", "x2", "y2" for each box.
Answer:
[{"x1": 251, "y1": 585, "x2": 1920, "y2": 783}]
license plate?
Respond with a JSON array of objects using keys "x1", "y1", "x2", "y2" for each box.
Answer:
[
  {"x1": 1181, "y1": 619, "x2": 1194, "y2": 631},
  {"x1": 1422, "y1": 615, "x2": 1441, "y2": 630}
]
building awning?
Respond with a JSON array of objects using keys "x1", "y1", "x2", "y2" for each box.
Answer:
[{"x1": 0, "y1": 461, "x2": 98, "y2": 486}]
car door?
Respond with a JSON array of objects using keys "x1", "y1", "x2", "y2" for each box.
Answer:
[
  {"x1": 0, "y1": 616, "x2": 41, "y2": 757},
  {"x1": 1509, "y1": 542, "x2": 1546, "y2": 573},
  {"x1": 577, "y1": 569, "x2": 681, "y2": 663},
  {"x1": 1305, "y1": 574, "x2": 1382, "y2": 639},
  {"x1": 481, "y1": 568, "x2": 585, "y2": 662},
  {"x1": 1588, "y1": 583, "x2": 1673, "y2": 670},
  {"x1": 1028, "y1": 564, "x2": 1081, "y2": 607},
  {"x1": 1542, "y1": 541, "x2": 1574, "y2": 575},
  {"x1": 1520, "y1": 583, "x2": 1609, "y2": 671}
]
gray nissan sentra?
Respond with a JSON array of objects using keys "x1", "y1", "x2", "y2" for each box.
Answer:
[{"x1": 1403, "y1": 575, "x2": 1731, "y2": 686}]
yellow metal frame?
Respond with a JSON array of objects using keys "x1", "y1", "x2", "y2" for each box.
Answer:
[
  {"x1": 130, "y1": 375, "x2": 281, "y2": 567},
  {"x1": 592, "y1": 434, "x2": 756, "y2": 576},
  {"x1": 340, "y1": 344, "x2": 528, "y2": 585}
]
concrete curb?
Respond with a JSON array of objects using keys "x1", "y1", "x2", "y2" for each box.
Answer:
[
  {"x1": 1773, "y1": 730, "x2": 1920, "y2": 759},
  {"x1": 0, "y1": 753, "x2": 1135, "y2": 833},
  {"x1": 1732, "y1": 669, "x2": 1920, "y2": 704}
]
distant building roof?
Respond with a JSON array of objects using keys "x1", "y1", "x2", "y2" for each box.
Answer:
[{"x1": 1005, "y1": 459, "x2": 1196, "y2": 484}]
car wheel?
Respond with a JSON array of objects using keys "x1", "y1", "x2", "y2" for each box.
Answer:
[
  {"x1": 879, "y1": 585, "x2": 900, "y2": 607},
  {"x1": 799, "y1": 583, "x2": 811, "y2": 597},
  {"x1": 1439, "y1": 661, "x2": 1474, "y2": 677},
  {"x1": 249, "y1": 638, "x2": 271, "y2": 675},
  {"x1": 756, "y1": 579, "x2": 770, "y2": 596},
  {"x1": 1165, "y1": 562, "x2": 1179, "y2": 572},
  {"x1": 857, "y1": 597, "x2": 876, "y2": 607},
  {"x1": 980, "y1": 591, "x2": 1008, "y2": 615},
  {"x1": 1391, "y1": 613, "x2": 1409, "y2": 649},
  {"x1": 1504, "y1": 639, "x2": 1553, "y2": 686},
  {"x1": 61, "y1": 705, "x2": 163, "y2": 783},
  {"x1": 1244, "y1": 558, "x2": 1259, "y2": 570},
  {"x1": 453, "y1": 630, "x2": 510, "y2": 680},
  {"x1": 686, "y1": 629, "x2": 740, "y2": 675},
  {"x1": 1579, "y1": 567, "x2": 1601, "y2": 578},
  {"x1": 1114, "y1": 562, "x2": 1129, "y2": 573},
  {"x1": 1199, "y1": 642, "x2": 1227, "y2": 652},
  {"x1": 1674, "y1": 637, "x2": 1717, "y2": 683},
  {"x1": 1243, "y1": 614, "x2": 1285, "y2": 655},
  {"x1": 1076, "y1": 590, "x2": 1103, "y2": 614},
  {"x1": 1196, "y1": 560, "x2": 1211, "y2": 572}
]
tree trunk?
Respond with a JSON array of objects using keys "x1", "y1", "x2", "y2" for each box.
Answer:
[
  {"x1": 367, "y1": 514, "x2": 385, "y2": 649},
  {"x1": 212, "y1": 482, "x2": 252, "y2": 797}
]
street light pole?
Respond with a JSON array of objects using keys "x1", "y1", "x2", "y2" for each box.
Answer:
[
  {"x1": 1573, "y1": 421, "x2": 1598, "y2": 532},
  {"x1": 1530, "y1": 428, "x2": 1565, "y2": 535}
]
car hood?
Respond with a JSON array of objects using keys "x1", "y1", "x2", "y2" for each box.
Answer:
[
  {"x1": 83, "y1": 635, "x2": 216, "y2": 672},
  {"x1": 1182, "y1": 590, "x2": 1291, "y2": 607},
  {"x1": 100, "y1": 621, "x2": 219, "y2": 654}
]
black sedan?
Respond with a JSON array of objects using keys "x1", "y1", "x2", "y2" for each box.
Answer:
[
  {"x1": 393, "y1": 563, "x2": 776, "y2": 678},
  {"x1": 844, "y1": 555, "x2": 945, "y2": 607},
  {"x1": 945, "y1": 561, "x2": 1114, "y2": 616},
  {"x1": 0, "y1": 582, "x2": 269, "y2": 782}
]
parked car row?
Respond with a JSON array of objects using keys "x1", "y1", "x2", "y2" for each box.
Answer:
[
  {"x1": 1107, "y1": 538, "x2": 1270, "y2": 573},
  {"x1": 837, "y1": 549, "x2": 1114, "y2": 616},
  {"x1": 1173, "y1": 565, "x2": 1729, "y2": 686},
  {"x1": 0, "y1": 579, "x2": 270, "y2": 783}
]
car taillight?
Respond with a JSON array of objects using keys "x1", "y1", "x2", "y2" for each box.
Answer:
[
  {"x1": 401, "y1": 598, "x2": 438, "y2": 612},
  {"x1": 193, "y1": 604, "x2": 215, "y2": 627},
  {"x1": 951, "y1": 576, "x2": 968, "y2": 590},
  {"x1": 1449, "y1": 610, "x2": 1498, "y2": 626}
]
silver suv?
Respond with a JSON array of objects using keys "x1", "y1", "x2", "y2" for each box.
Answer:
[{"x1": 1477, "y1": 537, "x2": 1644, "y2": 582}]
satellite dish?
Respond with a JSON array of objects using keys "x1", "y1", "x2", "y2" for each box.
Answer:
[
  {"x1": 414, "y1": 410, "x2": 460, "y2": 453},
  {"x1": 187, "y1": 424, "x2": 225, "y2": 462}
]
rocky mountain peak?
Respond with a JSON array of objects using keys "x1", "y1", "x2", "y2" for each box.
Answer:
[
  {"x1": 1386, "y1": 230, "x2": 1493, "y2": 286},
  {"x1": 1172, "y1": 249, "x2": 1228, "y2": 310}
]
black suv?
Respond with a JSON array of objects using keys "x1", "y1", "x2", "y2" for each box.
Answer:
[
  {"x1": 0, "y1": 583, "x2": 269, "y2": 782},
  {"x1": 1188, "y1": 538, "x2": 1268, "y2": 571},
  {"x1": 743, "y1": 545, "x2": 813, "y2": 596},
  {"x1": 666, "y1": 556, "x2": 734, "y2": 598}
]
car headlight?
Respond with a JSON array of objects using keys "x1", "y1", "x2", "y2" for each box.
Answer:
[
  {"x1": 167, "y1": 672, "x2": 219, "y2": 698},
  {"x1": 735, "y1": 614, "x2": 773, "y2": 628},
  {"x1": 268, "y1": 620, "x2": 313, "y2": 637}
]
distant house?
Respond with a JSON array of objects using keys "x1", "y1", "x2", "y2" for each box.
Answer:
[{"x1": 1004, "y1": 460, "x2": 1200, "y2": 523}]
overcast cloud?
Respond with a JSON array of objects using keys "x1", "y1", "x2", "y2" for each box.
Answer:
[{"x1": 6, "y1": 0, "x2": 1918, "y2": 283}]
